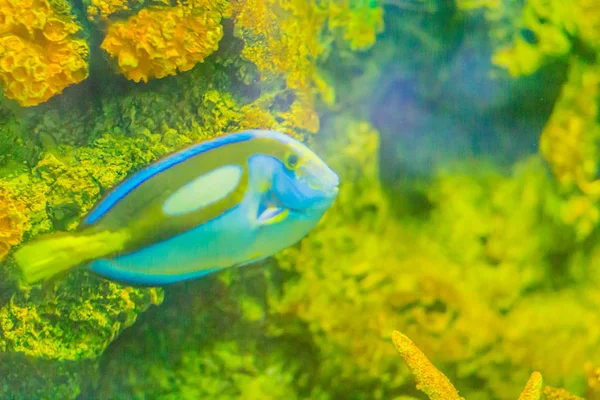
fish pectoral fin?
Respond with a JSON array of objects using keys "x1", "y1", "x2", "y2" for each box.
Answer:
[{"x1": 257, "y1": 205, "x2": 289, "y2": 225}]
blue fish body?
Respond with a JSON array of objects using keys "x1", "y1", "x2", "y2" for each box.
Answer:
[{"x1": 15, "y1": 130, "x2": 339, "y2": 286}]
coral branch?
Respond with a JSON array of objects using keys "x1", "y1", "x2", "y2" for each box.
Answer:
[
  {"x1": 392, "y1": 330, "x2": 464, "y2": 400},
  {"x1": 518, "y1": 372, "x2": 543, "y2": 400}
]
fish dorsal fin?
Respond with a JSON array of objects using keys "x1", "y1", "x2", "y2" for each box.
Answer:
[
  {"x1": 83, "y1": 132, "x2": 255, "y2": 225},
  {"x1": 162, "y1": 165, "x2": 243, "y2": 216}
]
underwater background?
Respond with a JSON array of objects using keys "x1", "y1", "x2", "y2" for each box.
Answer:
[{"x1": 1, "y1": 0, "x2": 600, "y2": 398}]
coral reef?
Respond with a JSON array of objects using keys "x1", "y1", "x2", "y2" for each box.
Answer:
[
  {"x1": 0, "y1": 276, "x2": 163, "y2": 360},
  {"x1": 91, "y1": 117, "x2": 600, "y2": 399},
  {"x1": 0, "y1": 0, "x2": 89, "y2": 106},
  {"x1": 232, "y1": 0, "x2": 383, "y2": 129},
  {"x1": 91, "y1": 117, "x2": 390, "y2": 400},
  {"x1": 472, "y1": 0, "x2": 600, "y2": 78},
  {"x1": 392, "y1": 331, "x2": 464, "y2": 400},
  {"x1": 0, "y1": 188, "x2": 29, "y2": 262},
  {"x1": 0, "y1": 1, "x2": 387, "y2": 398},
  {"x1": 100, "y1": 0, "x2": 231, "y2": 82},
  {"x1": 585, "y1": 362, "x2": 600, "y2": 399},
  {"x1": 392, "y1": 330, "x2": 587, "y2": 400},
  {"x1": 327, "y1": 0, "x2": 384, "y2": 51},
  {"x1": 2, "y1": 0, "x2": 600, "y2": 398},
  {"x1": 538, "y1": 59, "x2": 600, "y2": 240},
  {"x1": 86, "y1": 0, "x2": 138, "y2": 20}
]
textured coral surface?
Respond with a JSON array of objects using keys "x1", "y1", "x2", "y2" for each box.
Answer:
[
  {"x1": 0, "y1": 0, "x2": 89, "y2": 106},
  {"x1": 101, "y1": 0, "x2": 231, "y2": 82},
  {"x1": 393, "y1": 330, "x2": 588, "y2": 400}
]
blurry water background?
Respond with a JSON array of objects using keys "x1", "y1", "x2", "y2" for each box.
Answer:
[{"x1": 1, "y1": 0, "x2": 600, "y2": 399}]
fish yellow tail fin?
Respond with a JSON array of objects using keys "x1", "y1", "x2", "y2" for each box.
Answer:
[{"x1": 14, "y1": 230, "x2": 130, "y2": 285}]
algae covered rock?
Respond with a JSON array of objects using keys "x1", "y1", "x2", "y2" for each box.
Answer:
[{"x1": 0, "y1": 256, "x2": 163, "y2": 397}]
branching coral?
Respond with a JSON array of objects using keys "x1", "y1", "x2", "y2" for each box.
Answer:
[
  {"x1": 0, "y1": 0, "x2": 89, "y2": 106},
  {"x1": 100, "y1": 0, "x2": 231, "y2": 82},
  {"x1": 233, "y1": 0, "x2": 383, "y2": 89},
  {"x1": 392, "y1": 331, "x2": 464, "y2": 400},
  {"x1": 519, "y1": 372, "x2": 544, "y2": 400},
  {"x1": 393, "y1": 330, "x2": 586, "y2": 400}
]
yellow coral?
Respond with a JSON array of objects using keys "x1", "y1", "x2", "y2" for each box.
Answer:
[
  {"x1": 393, "y1": 330, "x2": 585, "y2": 400},
  {"x1": 231, "y1": 0, "x2": 383, "y2": 136},
  {"x1": 0, "y1": 281, "x2": 163, "y2": 360},
  {"x1": 487, "y1": 0, "x2": 600, "y2": 77},
  {"x1": 87, "y1": 0, "x2": 134, "y2": 19},
  {"x1": 492, "y1": 0, "x2": 572, "y2": 77},
  {"x1": 0, "y1": 0, "x2": 89, "y2": 106},
  {"x1": 570, "y1": 1, "x2": 600, "y2": 51},
  {"x1": 392, "y1": 330, "x2": 464, "y2": 400},
  {"x1": 585, "y1": 362, "x2": 600, "y2": 399},
  {"x1": 541, "y1": 59, "x2": 600, "y2": 192},
  {"x1": 481, "y1": 0, "x2": 583, "y2": 76},
  {"x1": 543, "y1": 387, "x2": 585, "y2": 400},
  {"x1": 519, "y1": 372, "x2": 543, "y2": 400},
  {"x1": 0, "y1": 188, "x2": 29, "y2": 261},
  {"x1": 233, "y1": 0, "x2": 382, "y2": 89},
  {"x1": 233, "y1": 0, "x2": 326, "y2": 92},
  {"x1": 455, "y1": 0, "x2": 499, "y2": 9},
  {"x1": 327, "y1": 0, "x2": 384, "y2": 51},
  {"x1": 539, "y1": 59, "x2": 600, "y2": 239},
  {"x1": 101, "y1": 1, "x2": 230, "y2": 83}
]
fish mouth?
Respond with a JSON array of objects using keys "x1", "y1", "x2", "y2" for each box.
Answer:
[{"x1": 324, "y1": 184, "x2": 339, "y2": 200}]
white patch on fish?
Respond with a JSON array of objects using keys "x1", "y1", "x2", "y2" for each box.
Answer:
[{"x1": 162, "y1": 164, "x2": 243, "y2": 216}]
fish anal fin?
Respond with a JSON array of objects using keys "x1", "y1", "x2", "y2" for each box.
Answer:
[{"x1": 257, "y1": 206, "x2": 289, "y2": 225}]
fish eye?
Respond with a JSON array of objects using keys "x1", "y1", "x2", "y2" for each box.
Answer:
[{"x1": 285, "y1": 153, "x2": 300, "y2": 170}]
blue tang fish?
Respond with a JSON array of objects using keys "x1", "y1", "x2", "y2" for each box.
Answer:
[{"x1": 14, "y1": 130, "x2": 340, "y2": 285}]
